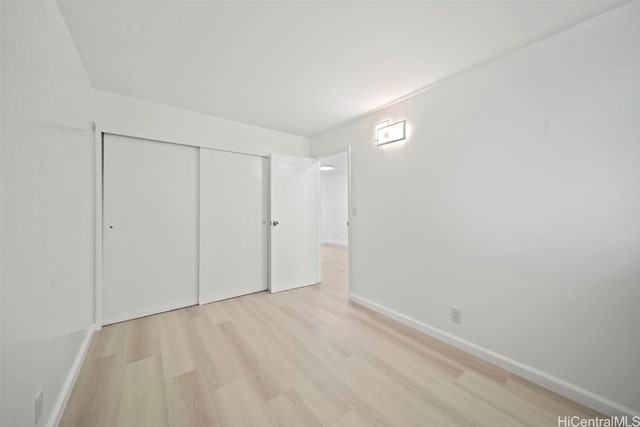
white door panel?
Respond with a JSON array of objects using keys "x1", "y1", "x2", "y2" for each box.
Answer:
[
  {"x1": 103, "y1": 134, "x2": 198, "y2": 325},
  {"x1": 199, "y1": 149, "x2": 267, "y2": 303},
  {"x1": 270, "y1": 154, "x2": 318, "y2": 292}
]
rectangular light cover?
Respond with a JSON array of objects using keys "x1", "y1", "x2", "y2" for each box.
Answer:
[
  {"x1": 373, "y1": 120, "x2": 389, "y2": 143},
  {"x1": 376, "y1": 120, "x2": 406, "y2": 146}
]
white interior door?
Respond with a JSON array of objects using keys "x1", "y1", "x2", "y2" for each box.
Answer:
[
  {"x1": 103, "y1": 134, "x2": 198, "y2": 325},
  {"x1": 199, "y1": 149, "x2": 268, "y2": 303},
  {"x1": 270, "y1": 154, "x2": 318, "y2": 292}
]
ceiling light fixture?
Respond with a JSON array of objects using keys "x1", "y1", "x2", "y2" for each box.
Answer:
[{"x1": 320, "y1": 165, "x2": 335, "y2": 171}]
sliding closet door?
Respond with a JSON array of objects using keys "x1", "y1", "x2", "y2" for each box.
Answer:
[
  {"x1": 103, "y1": 134, "x2": 198, "y2": 325},
  {"x1": 199, "y1": 149, "x2": 268, "y2": 303}
]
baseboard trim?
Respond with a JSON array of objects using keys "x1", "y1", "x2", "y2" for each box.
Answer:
[
  {"x1": 47, "y1": 324, "x2": 95, "y2": 427},
  {"x1": 349, "y1": 293, "x2": 639, "y2": 418}
]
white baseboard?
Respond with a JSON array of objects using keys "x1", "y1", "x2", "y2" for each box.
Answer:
[
  {"x1": 47, "y1": 324, "x2": 96, "y2": 427},
  {"x1": 349, "y1": 293, "x2": 639, "y2": 419}
]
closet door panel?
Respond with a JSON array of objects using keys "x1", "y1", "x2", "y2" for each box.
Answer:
[
  {"x1": 199, "y1": 149, "x2": 267, "y2": 303},
  {"x1": 103, "y1": 134, "x2": 198, "y2": 325}
]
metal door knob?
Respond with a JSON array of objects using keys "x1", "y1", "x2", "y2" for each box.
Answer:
[{"x1": 272, "y1": 221, "x2": 279, "y2": 226}]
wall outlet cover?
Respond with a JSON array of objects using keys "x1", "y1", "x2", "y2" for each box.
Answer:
[{"x1": 450, "y1": 307, "x2": 462, "y2": 324}]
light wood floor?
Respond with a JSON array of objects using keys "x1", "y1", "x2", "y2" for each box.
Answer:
[{"x1": 61, "y1": 244, "x2": 601, "y2": 426}]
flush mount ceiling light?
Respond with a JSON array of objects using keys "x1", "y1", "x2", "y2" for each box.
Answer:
[
  {"x1": 376, "y1": 120, "x2": 406, "y2": 146},
  {"x1": 320, "y1": 165, "x2": 335, "y2": 171}
]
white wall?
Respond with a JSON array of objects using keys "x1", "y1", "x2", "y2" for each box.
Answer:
[
  {"x1": 311, "y1": 3, "x2": 640, "y2": 416},
  {"x1": 96, "y1": 90, "x2": 310, "y2": 157},
  {"x1": 1, "y1": 1, "x2": 96, "y2": 426},
  {"x1": 321, "y1": 169, "x2": 348, "y2": 246}
]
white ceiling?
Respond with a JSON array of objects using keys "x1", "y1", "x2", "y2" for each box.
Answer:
[{"x1": 58, "y1": 1, "x2": 623, "y2": 136}]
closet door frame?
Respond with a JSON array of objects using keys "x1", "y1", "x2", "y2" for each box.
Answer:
[{"x1": 93, "y1": 124, "x2": 270, "y2": 330}]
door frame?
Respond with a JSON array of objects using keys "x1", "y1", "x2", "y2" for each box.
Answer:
[
  {"x1": 316, "y1": 147, "x2": 352, "y2": 295},
  {"x1": 93, "y1": 123, "x2": 269, "y2": 330}
]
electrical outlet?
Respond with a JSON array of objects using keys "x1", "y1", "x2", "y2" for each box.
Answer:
[
  {"x1": 35, "y1": 389, "x2": 44, "y2": 425},
  {"x1": 450, "y1": 307, "x2": 462, "y2": 324}
]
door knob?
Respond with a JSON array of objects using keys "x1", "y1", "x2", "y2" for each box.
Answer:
[{"x1": 272, "y1": 221, "x2": 279, "y2": 226}]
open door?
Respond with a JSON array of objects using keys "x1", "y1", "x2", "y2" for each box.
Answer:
[{"x1": 270, "y1": 154, "x2": 318, "y2": 292}]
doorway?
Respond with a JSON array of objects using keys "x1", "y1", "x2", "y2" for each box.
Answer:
[{"x1": 318, "y1": 151, "x2": 350, "y2": 295}]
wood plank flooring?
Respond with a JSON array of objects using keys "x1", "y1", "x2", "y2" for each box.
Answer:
[{"x1": 61, "y1": 244, "x2": 601, "y2": 426}]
